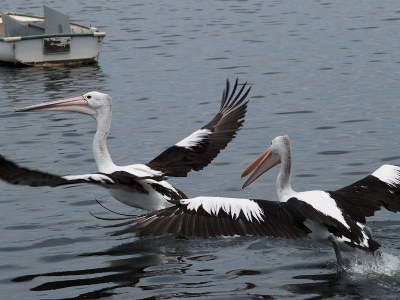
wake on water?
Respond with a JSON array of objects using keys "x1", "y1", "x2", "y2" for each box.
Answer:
[{"x1": 347, "y1": 251, "x2": 400, "y2": 277}]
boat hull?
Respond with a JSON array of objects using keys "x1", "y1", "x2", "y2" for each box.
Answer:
[{"x1": 0, "y1": 34, "x2": 105, "y2": 66}]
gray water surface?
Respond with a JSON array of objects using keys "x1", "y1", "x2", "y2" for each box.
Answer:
[{"x1": 1, "y1": 1, "x2": 400, "y2": 299}]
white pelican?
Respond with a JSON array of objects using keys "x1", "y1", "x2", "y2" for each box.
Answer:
[
  {"x1": 2, "y1": 79, "x2": 250, "y2": 211},
  {"x1": 241, "y1": 135, "x2": 400, "y2": 265},
  {"x1": 125, "y1": 135, "x2": 400, "y2": 267}
]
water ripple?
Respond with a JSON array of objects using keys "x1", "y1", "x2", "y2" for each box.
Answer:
[
  {"x1": 318, "y1": 151, "x2": 350, "y2": 155},
  {"x1": 274, "y1": 110, "x2": 314, "y2": 115}
]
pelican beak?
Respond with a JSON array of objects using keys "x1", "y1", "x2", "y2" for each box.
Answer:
[
  {"x1": 14, "y1": 96, "x2": 97, "y2": 117},
  {"x1": 241, "y1": 147, "x2": 280, "y2": 189}
]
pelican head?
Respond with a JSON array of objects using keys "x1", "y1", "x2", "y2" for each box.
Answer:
[
  {"x1": 15, "y1": 91, "x2": 112, "y2": 120},
  {"x1": 241, "y1": 135, "x2": 291, "y2": 188}
]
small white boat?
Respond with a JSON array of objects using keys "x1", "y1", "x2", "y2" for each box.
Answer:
[{"x1": 0, "y1": 6, "x2": 106, "y2": 66}]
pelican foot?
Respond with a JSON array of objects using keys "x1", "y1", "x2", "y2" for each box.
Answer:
[
  {"x1": 373, "y1": 249, "x2": 383, "y2": 257},
  {"x1": 372, "y1": 249, "x2": 384, "y2": 265},
  {"x1": 337, "y1": 257, "x2": 351, "y2": 270}
]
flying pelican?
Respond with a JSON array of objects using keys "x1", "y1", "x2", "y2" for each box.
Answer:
[
  {"x1": 2, "y1": 79, "x2": 250, "y2": 211},
  {"x1": 123, "y1": 135, "x2": 400, "y2": 267}
]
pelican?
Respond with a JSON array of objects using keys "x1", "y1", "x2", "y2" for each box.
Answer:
[
  {"x1": 125, "y1": 135, "x2": 400, "y2": 267},
  {"x1": 241, "y1": 135, "x2": 400, "y2": 265},
  {"x1": 2, "y1": 79, "x2": 250, "y2": 211}
]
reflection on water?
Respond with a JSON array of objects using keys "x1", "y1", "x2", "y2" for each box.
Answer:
[
  {"x1": 285, "y1": 273, "x2": 343, "y2": 299},
  {"x1": 1, "y1": 0, "x2": 400, "y2": 299},
  {"x1": 2, "y1": 214, "x2": 400, "y2": 299},
  {"x1": 13, "y1": 238, "x2": 168, "y2": 299},
  {"x1": 0, "y1": 65, "x2": 107, "y2": 103},
  {"x1": 9, "y1": 220, "x2": 400, "y2": 299}
]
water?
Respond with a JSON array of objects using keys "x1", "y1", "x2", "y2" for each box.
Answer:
[{"x1": 1, "y1": 0, "x2": 400, "y2": 298}]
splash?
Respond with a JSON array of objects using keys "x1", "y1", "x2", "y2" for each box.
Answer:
[{"x1": 348, "y1": 251, "x2": 400, "y2": 276}]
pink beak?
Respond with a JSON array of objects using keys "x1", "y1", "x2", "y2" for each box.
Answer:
[
  {"x1": 241, "y1": 147, "x2": 280, "y2": 189},
  {"x1": 15, "y1": 96, "x2": 96, "y2": 117}
]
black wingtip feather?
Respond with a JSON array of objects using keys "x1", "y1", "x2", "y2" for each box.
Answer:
[
  {"x1": 221, "y1": 78, "x2": 250, "y2": 112},
  {"x1": 227, "y1": 77, "x2": 239, "y2": 103},
  {"x1": 146, "y1": 78, "x2": 252, "y2": 177}
]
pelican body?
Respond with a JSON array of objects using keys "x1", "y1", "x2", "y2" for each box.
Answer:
[{"x1": 2, "y1": 79, "x2": 251, "y2": 211}]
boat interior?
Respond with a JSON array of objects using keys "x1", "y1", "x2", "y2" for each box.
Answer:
[{"x1": 0, "y1": 6, "x2": 92, "y2": 38}]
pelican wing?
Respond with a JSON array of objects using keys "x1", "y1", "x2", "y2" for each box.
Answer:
[
  {"x1": 0, "y1": 155, "x2": 164, "y2": 193},
  {"x1": 331, "y1": 164, "x2": 400, "y2": 223},
  {"x1": 147, "y1": 78, "x2": 251, "y2": 177},
  {"x1": 120, "y1": 196, "x2": 380, "y2": 251},
  {"x1": 120, "y1": 197, "x2": 310, "y2": 238}
]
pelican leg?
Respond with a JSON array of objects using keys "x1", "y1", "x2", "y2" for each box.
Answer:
[
  {"x1": 363, "y1": 226, "x2": 374, "y2": 239},
  {"x1": 328, "y1": 234, "x2": 349, "y2": 268}
]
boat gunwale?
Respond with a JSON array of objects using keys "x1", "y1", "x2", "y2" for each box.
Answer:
[
  {"x1": 0, "y1": 32, "x2": 106, "y2": 42},
  {"x1": 0, "y1": 11, "x2": 106, "y2": 41}
]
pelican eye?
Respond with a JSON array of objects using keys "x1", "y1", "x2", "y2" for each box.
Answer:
[{"x1": 85, "y1": 94, "x2": 92, "y2": 100}]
